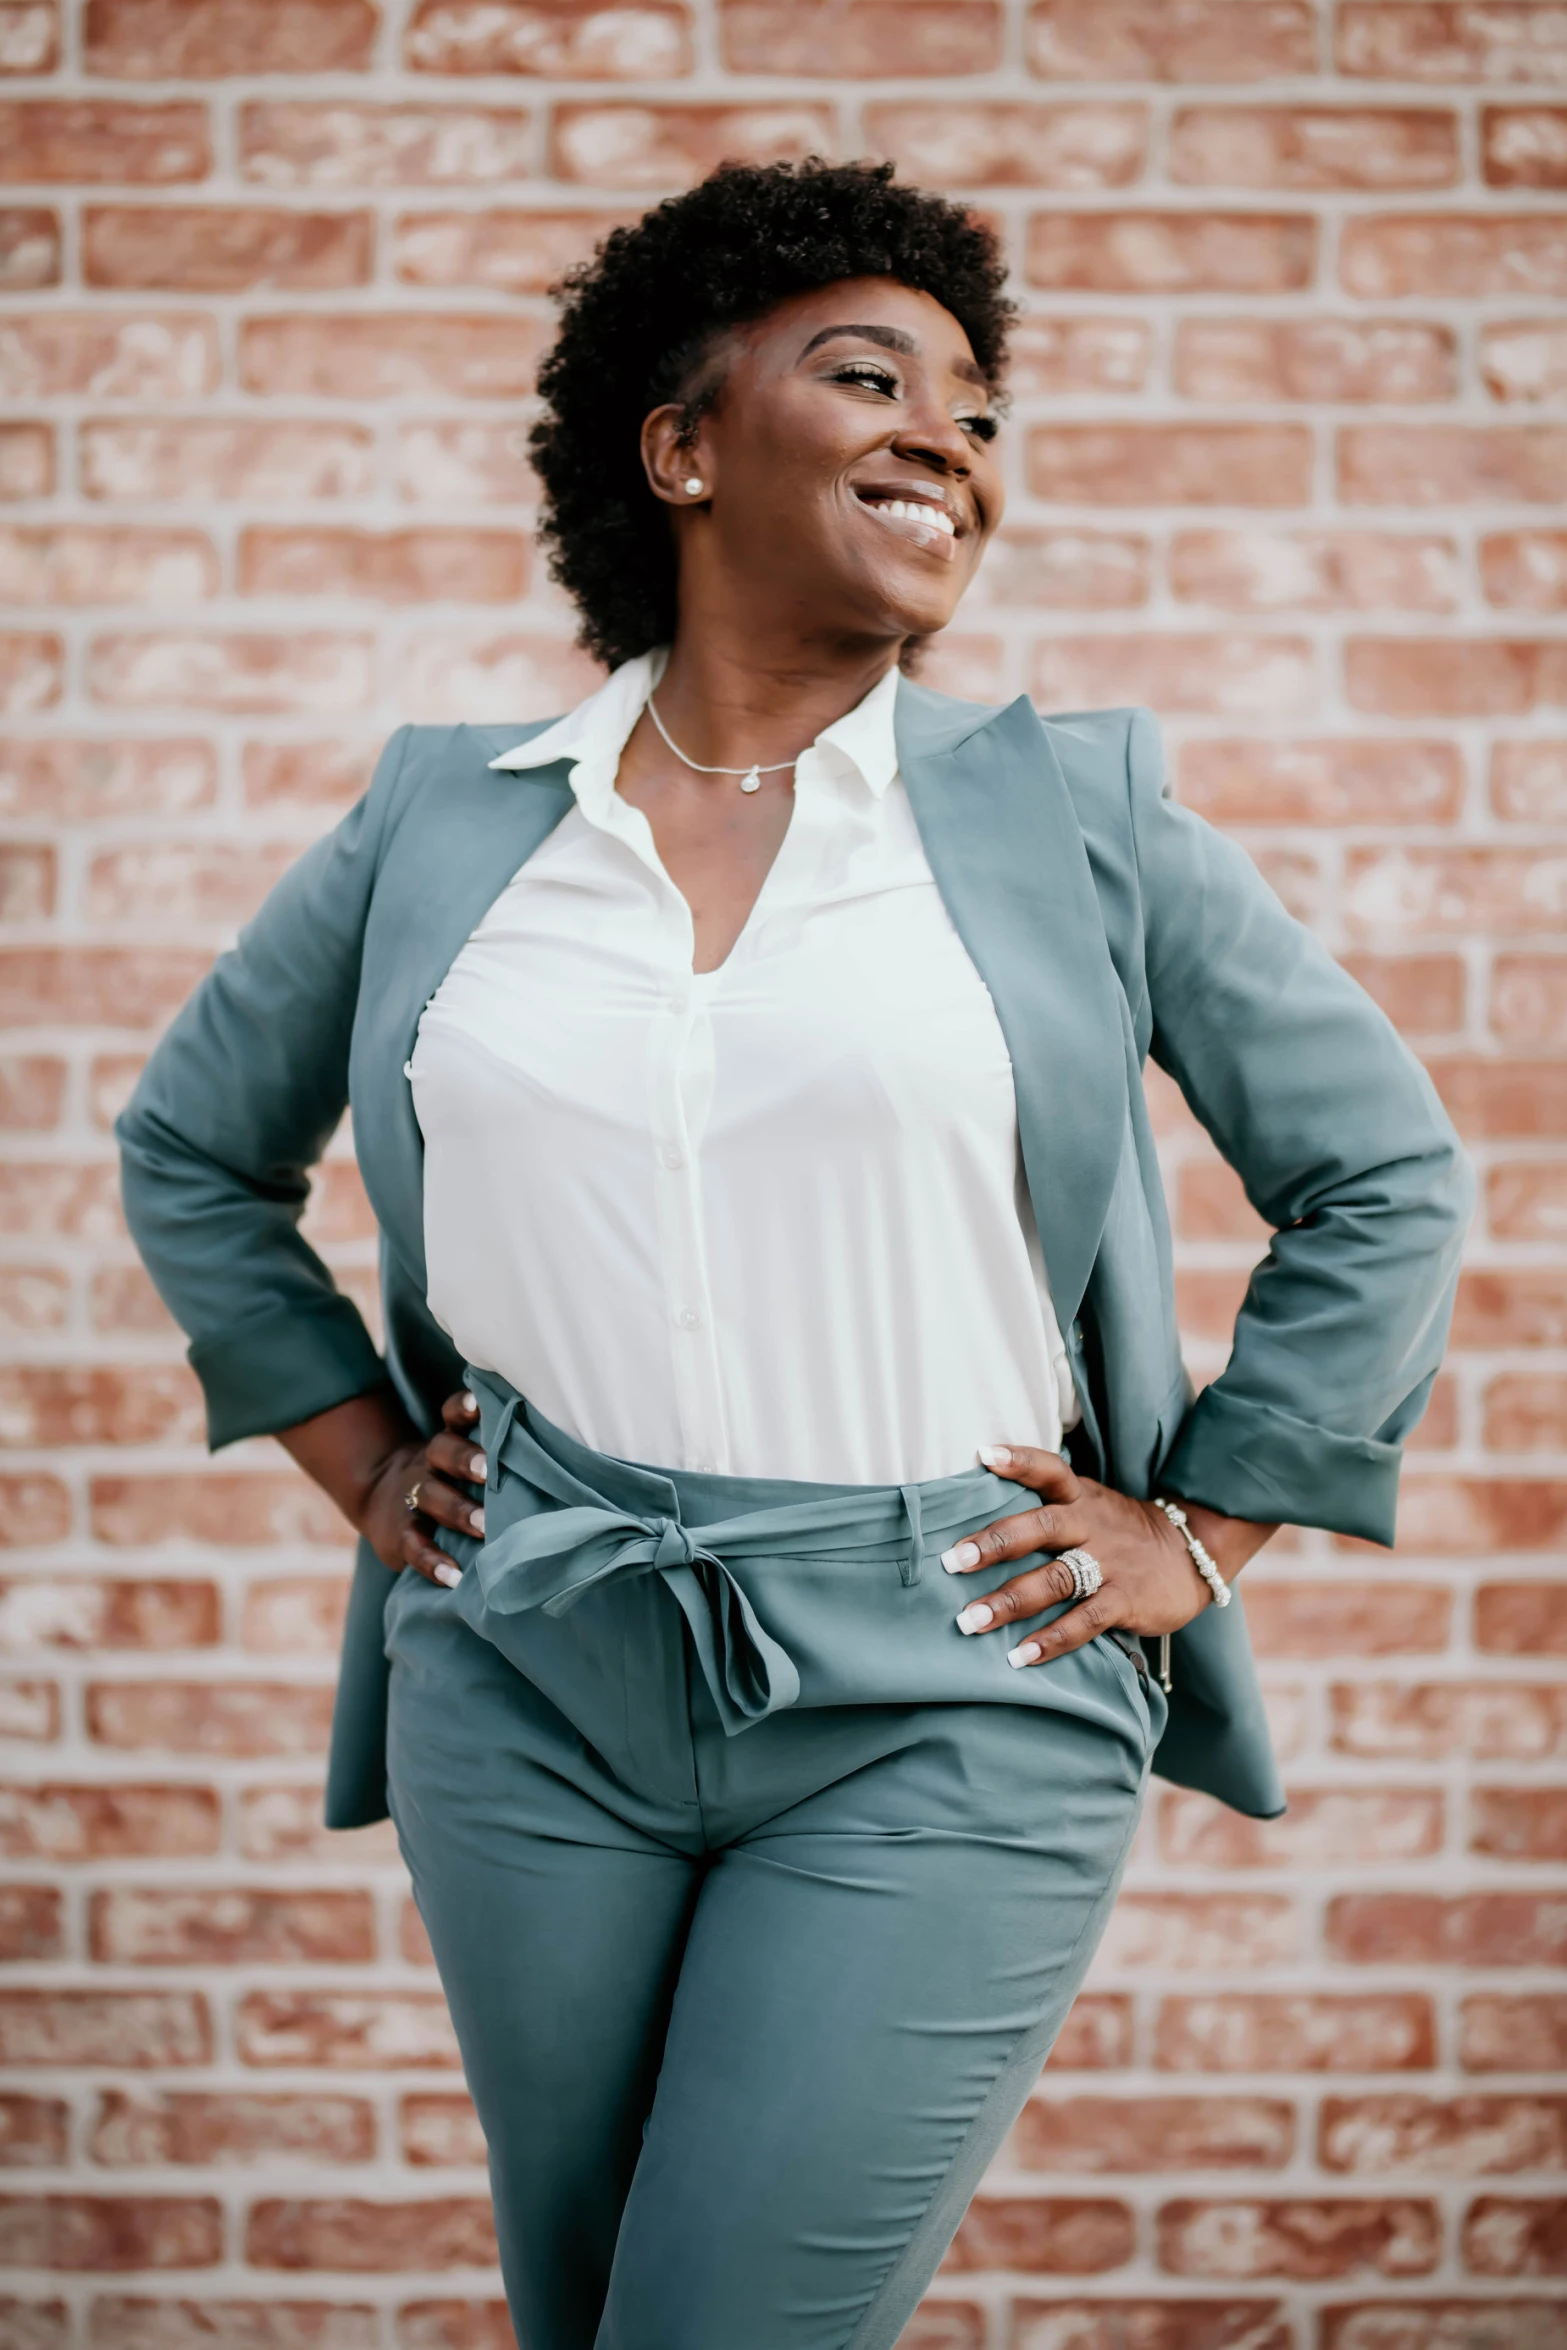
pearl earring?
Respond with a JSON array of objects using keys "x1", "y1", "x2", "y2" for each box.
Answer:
[{"x1": 683, "y1": 478, "x2": 704, "y2": 495}]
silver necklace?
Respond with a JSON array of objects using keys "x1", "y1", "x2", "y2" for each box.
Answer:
[{"x1": 647, "y1": 693, "x2": 796, "y2": 795}]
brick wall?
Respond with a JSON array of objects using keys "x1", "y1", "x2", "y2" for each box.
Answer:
[{"x1": 0, "y1": 1, "x2": 1563, "y2": 2344}]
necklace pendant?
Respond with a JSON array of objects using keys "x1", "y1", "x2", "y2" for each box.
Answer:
[{"x1": 740, "y1": 765, "x2": 761, "y2": 794}]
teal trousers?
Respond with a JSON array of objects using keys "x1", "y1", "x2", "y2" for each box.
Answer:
[{"x1": 383, "y1": 1388, "x2": 1164, "y2": 2350}]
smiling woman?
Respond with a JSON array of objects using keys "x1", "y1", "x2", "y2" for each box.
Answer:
[{"x1": 116, "y1": 160, "x2": 1473, "y2": 2350}]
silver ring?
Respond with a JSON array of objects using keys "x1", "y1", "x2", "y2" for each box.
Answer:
[
  {"x1": 404, "y1": 1481, "x2": 423, "y2": 1515},
  {"x1": 1057, "y1": 1546, "x2": 1102, "y2": 1601}
]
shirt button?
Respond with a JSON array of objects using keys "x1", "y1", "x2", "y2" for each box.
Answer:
[
  {"x1": 678, "y1": 1307, "x2": 702, "y2": 1331},
  {"x1": 659, "y1": 1144, "x2": 684, "y2": 1170}
]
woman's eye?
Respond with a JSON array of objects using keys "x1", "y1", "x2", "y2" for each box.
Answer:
[
  {"x1": 833, "y1": 362, "x2": 899, "y2": 396},
  {"x1": 960, "y1": 413, "x2": 998, "y2": 442}
]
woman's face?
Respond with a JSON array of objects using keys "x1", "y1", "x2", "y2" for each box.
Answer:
[{"x1": 644, "y1": 276, "x2": 1005, "y2": 648}]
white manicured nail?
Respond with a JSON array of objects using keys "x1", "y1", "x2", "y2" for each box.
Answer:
[
  {"x1": 470, "y1": 1452, "x2": 487, "y2": 1480},
  {"x1": 942, "y1": 1541, "x2": 980, "y2": 1574},
  {"x1": 462, "y1": 1391, "x2": 477, "y2": 1413},
  {"x1": 433, "y1": 1562, "x2": 462, "y2": 1589},
  {"x1": 468, "y1": 1506, "x2": 485, "y2": 1535},
  {"x1": 978, "y1": 1445, "x2": 1011, "y2": 1469},
  {"x1": 956, "y1": 1601, "x2": 994, "y2": 1635},
  {"x1": 1007, "y1": 1640, "x2": 1041, "y2": 1669}
]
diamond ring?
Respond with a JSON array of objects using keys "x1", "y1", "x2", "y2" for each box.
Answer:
[{"x1": 1057, "y1": 1547, "x2": 1102, "y2": 1601}]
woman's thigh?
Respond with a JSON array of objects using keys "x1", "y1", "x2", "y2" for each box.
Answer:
[{"x1": 598, "y1": 1696, "x2": 1149, "y2": 2350}]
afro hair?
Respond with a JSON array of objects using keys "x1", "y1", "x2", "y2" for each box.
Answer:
[{"x1": 528, "y1": 157, "x2": 1015, "y2": 671}]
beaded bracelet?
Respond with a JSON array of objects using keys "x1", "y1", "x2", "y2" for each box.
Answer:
[{"x1": 1153, "y1": 1496, "x2": 1231, "y2": 1609}]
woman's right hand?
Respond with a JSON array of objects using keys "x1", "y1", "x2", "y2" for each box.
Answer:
[{"x1": 357, "y1": 1389, "x2": 487, "y2": 1588}]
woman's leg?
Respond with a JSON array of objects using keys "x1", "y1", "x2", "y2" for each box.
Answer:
[
  {"x1": 384, "y1": 1574, "x2": 704, "y2": 2350},
  {"x1": 597, "y1": 1691, "x2": 1150, "y2": 2350}
]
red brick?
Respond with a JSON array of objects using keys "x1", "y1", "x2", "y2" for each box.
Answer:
[
  {"x1": 395, "y1": 421, "x2": 538, "y2": 506},
  {"x1": 0, "y1": 423, "x2": 53, "y2": 500},
  {"x1": 1462, "y1": 1997, "x2": 1567, "y2": 2075},
  {"x1": 1486, "y1": 106, "x2": 1567, "y2": 186},
  {"x1": 1169, "y1": 106, "x2": 1458, "y2": 190},
  {"x1": 241, "y1": 1581, "x2": 352, "y2": 1662},
  {"x1": 91, "y1": 1271, "x2": 172, "y2": 1339},
  {"x1": 0, "y1": 636, "x2": 62, "y2": 715},
  {"x1": 1390, "y1": 1477, "x2": 1567, "y2": 1555},
  {"x1": 89, "y1": 1886, "x2": 374, "y2": 1966},
  {"x1": 1478, "y1": 1584, "x2": 1567, "y2": 1657},
  {"x1": 721, "y1": 0, "x2": 997, "y2": 73},
  {"x1": 1097, "y1": 1893, "x2": 1301, "y2": 1972},
  {"x1": 1180, "y1": 740, "x2": 1462, "y2": 827},
  {"x1": 0, "y1": 2196, "x2": 221, "y2": 2271},
  {"x1": 1006, "y1": 317, "x2": 1151, "y2": 398},
  {"x1": 0, "y1": 740, "x2": 214, "y2": 825},
  {"x1": 84, "y1": 205, "x2": 371, "y2": 293},
  {"x1": 87, "y1": 843, "x2": 297, "y2": 933},
  {"x1": 89, "y1": 2091, "x2": 374, "y2": 2168},
  {"x1": 1176, "y1": 1264, "x2": 1263, "y2": 1343},
  {"x1": 0, "y1": 1267, "x2": 68, "y2": 1336},
  {"x1": 0, "y1": 1887, "x2": 60, "y2": 1962},
  {"x1": 92, "y1": 1474, "x2": 348, "y2": 1550},
  {"x1": 1173, "y1": 1163, "x2": 1268, "y2": 1242},
  {"x1": 1334, "y1": 1680, "x2": 1567, "y2": 1762},
  {"x1": 1343, "y1": 215, "x2": 1567, "y2": 300},
  {"x1": 1348, "y1": 638, "x2": 1567, "y2": 718},
  {"x1": 85, "y1": 0, "x2": 377, "y2": 76},
  {"x1": 1033, "y1": 635, "x2": 1314, "y2": 719},
  {"x1": 240, "y1": 526, "x2": 528, "y2": 606},
  {"x1": 0, "y1": 1680, "x2": 59, "y2": 1742},
  {"x1": 550, "y1": 101, "x2": 833, "y2": 188},
  {"x1": 1462, "y1": 2198, "x2": 1567, "y2": 2277},
  {"x1": 242, "y1": 741, "x2": 376, "y2": 811},
  {"x1": 982, "y1": 530, "x2": 1150, "y2": 612},
  {"x1": 1338, "y1": 5, "x2": 1567, "y2": 84},
  {"x1": 1321, "y1": 2304, "x2": 1567, "y2": 2350},
  {"x1": 1347, "y1": 848, "x2": 1567, "y2": 940},
  {"x1": 1487, "y1": 1372, "x2": 1567, "y2": 1452},
  {"x1": 400, "y1": 628, "x2": 600, "y2": 723},
  {"x1": 1026, "y1": 1, "x2": 1316, "y2": 81},
  {"x1": 1158, "y1": 2198, "x2": 1439, "y2": 2280},
  {"x1": 1492, "y1": 955, "x2": 1567, "y2": 1047},
  {"x1": 1455, "y1": 1272, "x2": 1567, "y2": 1348},
  {"x1": 1028, "y1": 211, "x2": 1314, "y2": 294},
  {"x1": 87, "y1": 1681, "x2": 334, "y2": 1756},
  {"x1": 941, "y1": 2197, "x2": 1133, "y2": 2274},
  {"x1": 0, "y1": 2097, "x2": 65, "y2": 2169},
  {"x1": 1010, "y1": 2311, "x2": 1290, "y2": 2350},
  {"x1": 1014, "y1": 2097, "x2": 1293, "y2": 2174},
  {"x1": 90, "y1": 632, "x2": 373, "y2": 717},
  {"x1": 0, "y1": 1, "x2": 56, "y2": 72},
  {"x1": 240, "y1": 314, "x2": 546, "y2": 401},
  {"x1": 1160, "y1": 1786, "x2": 1444, "y2": 1869},
  {"x1": 1323, "y1": 2096, "x2": 1567, "y2": 2177},
  {"x1": 247, "y1": 2198, "x2": 496, "y2": 2273},
  {"x1": 0, "y1": 1990, "x2": 209, "y2": 2068},
  {"x1": 0, "y1": 313, "x2": 218, "y2": 399},
  {"x1": 1483, "y1": 531, "x2": 1567, "y2": 611},
  {"x1": 241, "y1": 100, "x2": 534, "y2": 187},
  {"x1": 0, "y1": 1578, "x2": 217, "y2": 1651},
  {"x1": 393, "y1": 207, "x2": 628, "y2": 290},
  {"x1": 88, "y1": 2304, "x2": 380, "y2": 2350},
  {"x1": 1158, "y1": 1995, "x2": 1435, "y2": 2076},
  {"x1": 395, "y1": 2305, "x2": 528, "y2": 2350},
  {"x1": 1172, "y1": 530, "x2": 1457, "y2": 614},
  {"x1": 407, "y1": 0, "x2": 691, "y2": 75},
  {"x1": 1488, "y1": 1163, "x2": 1567, "y2": 1237},
  {"x1": 1028, "y1": 426, "x2": 1311, "y2": 509},
  {"x1": 1046, "y1": 1995, "x2": 1133, "y2": 2071},
  {"x1": 398, "y1": 2095, "x2": 485, "y2": 2168},
  {"x1": 1331, "y1": 1895, "x2": 1567, "y2": 1968},
  {"x1": 1432, "y1": 1060, "x2": 1567, "y2": 1139},
  {"x1": 0, "y1": 527, "x2": 217, "y2": 607},
  {"x1": 399, "y1": 1897, "x2": 434, "y2": 1965},
  {"x1": 1482, "y1": 319, "x2": 1567, "y2": 403},
  {"x1": 83, "y1": 419, "x2": 373, "y2": 505},
  {"x1": 0, "y1": 100, "x2": 208, "y2": 183},
  {"x1": 0, "y1": 1784, "x2": 218, "y2": 1863},
  {"x1": 1245, "y1": 1583, "x2": 1452, "y2": 1659},
  {"x1": 1340, "y1": 426, "x2": 1567, "y2": 506},
  {"x1": 864, "y1": 101, "x2": 1145, "y2": 188},
  {"x1": 0, "y1": 211, "x2": 60, "y2": 291},
  {"x1": 0, "y1": 1057, "x2": 65, "y2": 1129},
  {"x1": 236, "y1": 1993, "x2": 461, "y2": 2071},
  {"x1": 238, "y1": 1785, "x2": 398, "y2": 1866},
  {"x1": 1184, "y1": 316, "x2": 1454, "y2": 406},
  {"x1": 1471, "y1": 1789, "x2": 1567, "y2": 1861},
  {"x1": 0, "y1": 1365, "x2": 201, "y2": 1449}
]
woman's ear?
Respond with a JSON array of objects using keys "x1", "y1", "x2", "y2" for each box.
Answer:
[{"x1": 642, "y1": 406, "x2": 712, "y2": 508}]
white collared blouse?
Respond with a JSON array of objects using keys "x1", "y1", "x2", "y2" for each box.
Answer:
[{"x1": 407, "y1": 651, "x2": 1078, "y2": 1485}]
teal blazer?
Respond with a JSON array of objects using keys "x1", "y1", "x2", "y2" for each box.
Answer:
[{"x1": 117, "y1": 684, "x2": 1473, "y2": 1826}]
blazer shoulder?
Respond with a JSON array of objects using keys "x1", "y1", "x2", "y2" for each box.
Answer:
[{"x1": 1036, "y1": 704, "x2": 1164, "y2": 817}]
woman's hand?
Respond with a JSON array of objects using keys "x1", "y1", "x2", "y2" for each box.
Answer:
[
  {"x1": 942, "y1": 1444, "x2": 1275, "y2": 1670},
  {"x1": 279, "y1": 1386, "x2": 487, "y2": 1589}
]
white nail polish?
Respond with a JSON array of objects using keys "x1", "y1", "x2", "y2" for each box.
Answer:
[
  {"x1": 956, "y1": 1602, "x2": 994, "y2": 1635},
  {"x1": 978, "y1": 1445, "x2": 1011, "y2": 1469},
  {"x1": 471, "y1": 1452, "x2": 487, "y2": 1481},
  {"x1": 469, "y1": 1506, "x2": 485, "y2": 1535},
  {"x1": 941, "y1": 1541, "x2": 980, "y2": 1574},
  {"x1": 462, "y1": 1392, "x2": 477, "y2": 1413},
  {"x1": 433, "y1": 1562, "x2": 461, "y2": 1589},
  {"x1": 1007, "y1": 1641, "x2": 1040, "y2": 1669}
]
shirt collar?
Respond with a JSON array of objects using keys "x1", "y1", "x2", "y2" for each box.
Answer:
[{"x1": 487, "y1": 651, "x2": 902, "y2": 806}]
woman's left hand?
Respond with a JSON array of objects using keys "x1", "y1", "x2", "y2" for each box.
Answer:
[{"x1": 941, "y1": 1445, "x2": 1246, "y2": 1669}]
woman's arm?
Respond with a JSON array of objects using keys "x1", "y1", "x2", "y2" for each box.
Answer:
[{"x1": 279, "y1": 1385, "x2": 487, "y2": 1587}]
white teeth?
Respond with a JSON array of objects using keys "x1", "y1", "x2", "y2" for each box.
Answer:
[{"x1": 866, "y1": 496, "x2": 956, "y2": 537}]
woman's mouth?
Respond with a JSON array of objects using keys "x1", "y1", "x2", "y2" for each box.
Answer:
[{"x1": 853, "y1": 490, "x2": 960, "y2": 561}]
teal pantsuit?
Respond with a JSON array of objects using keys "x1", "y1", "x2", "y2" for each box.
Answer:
[{"x1": 116, "y1": 686, "x2": 1474, "y2": 2344}]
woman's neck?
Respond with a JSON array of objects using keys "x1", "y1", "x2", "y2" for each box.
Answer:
[{"x1": 650, "y1": 632, "x2": 902, "y2": 774}]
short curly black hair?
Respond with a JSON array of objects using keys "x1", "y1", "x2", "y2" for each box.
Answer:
[{"x1": 528, "y1": 158, "x2": 1015, "y2": 671}]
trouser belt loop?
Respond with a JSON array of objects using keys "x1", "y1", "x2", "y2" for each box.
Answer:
[{"x1": 898, "y1": 1485, "x2": 924, "y2": 1588}]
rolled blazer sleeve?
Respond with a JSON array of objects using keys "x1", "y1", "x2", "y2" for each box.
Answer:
[
  {"x1": 117, "y1": 727, "x2": 414, "y2": 1450},
  {"x1": 1127, "y1": 709, "x2": 1476, "y2": 1545}
]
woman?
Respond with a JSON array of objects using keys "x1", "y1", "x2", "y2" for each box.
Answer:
[{"x1": 119, "y1": 161, "x2": 1472, "y2": 2350}]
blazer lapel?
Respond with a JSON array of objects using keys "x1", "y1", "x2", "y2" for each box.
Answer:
[
  {"x1": 349, "y1": 723, "x2": 575, "y2": 1288},
  {"x1": 896, "y1": 680, "x2": 1127, "y2": 1333}
]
